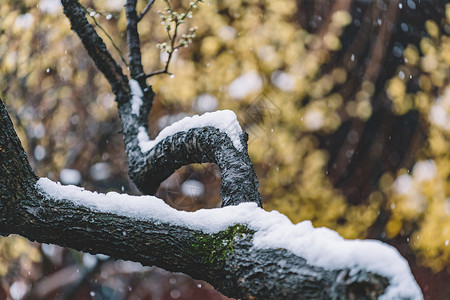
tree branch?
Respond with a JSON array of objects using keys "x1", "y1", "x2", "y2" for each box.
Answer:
[
  {"x1": 61, "y1": 0, "x2": 130, "y2": 103},
  {"x1": 125, "y1": 0, "x2": 145, "y2": 79},
  {"x1": 60, "y1": 0, "x2": 262, "y2": 207},
  {"x1": 130, "y1": 126, "x2": 262, "y2": 207}
]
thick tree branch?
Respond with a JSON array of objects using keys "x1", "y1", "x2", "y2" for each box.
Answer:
[
  {"x1": 0, "y1": 101, "x2": 38, "y2": 234},
  {"x1": 0, "y1": 100, "x2": 392, "y2": 299}
]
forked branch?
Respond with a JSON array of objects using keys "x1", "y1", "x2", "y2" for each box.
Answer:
[{"x1": 60, "y1": 0, "x2": 262, "y2": 207}]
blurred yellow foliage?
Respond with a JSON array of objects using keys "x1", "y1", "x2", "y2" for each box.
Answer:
[{"x1": 0, "y1": 235, "x2": 41, "y2": 277}]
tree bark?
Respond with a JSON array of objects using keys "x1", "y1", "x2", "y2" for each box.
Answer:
[{"x1": 0, "y1": 99, "x2": 389, "y2": 299}]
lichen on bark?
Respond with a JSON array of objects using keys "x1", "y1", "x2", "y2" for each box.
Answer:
[{"x1": 192, "y1": 224, "x2": 254, "y2": 265}]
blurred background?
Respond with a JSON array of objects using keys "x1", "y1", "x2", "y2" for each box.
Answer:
[{"x1": 1, "y1": 0, "x2": 449, "y2": 299}]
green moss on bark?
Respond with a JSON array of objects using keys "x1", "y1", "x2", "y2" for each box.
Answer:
[{"x1": 192, "y1": 224, "x2": 253, "y2": 265}]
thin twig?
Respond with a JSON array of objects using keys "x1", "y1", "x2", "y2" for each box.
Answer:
[
  {"x1": 163, "y1": 0, "x2": 172, "y2": 10},
  {"x1": 86, "y1": 10, "x2": 129, "y2": 67},
  {"x1": 137, "y1": 0, "x2": 156, "y2": 22},
  {"x1": 146, "y1": 69, "x2": 173, "y2": 78},
  {"x1": 146, "y1": 0, "x2": 202, "y2": 79},
  {"x1": 146, "y1": 41, "x2": 176, "y2": 79}
]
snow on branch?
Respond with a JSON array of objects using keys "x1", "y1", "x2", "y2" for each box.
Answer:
[
  {"x1": 37, "y1": 178, "x2": 422, "y2": 300},
  {"x1": 137, "y1": 110, "x2": 244, "y2": 153},
  {"x1": 126, "y1": 80, "x2": 260, "y2": 207},
  {"x1": 129, "y1": 79, "x2": 243, "y2": 152},
  {"x1": 1, "y1": 1, "x2": 424, "y2": 298},
  {"x1": 130, "y1": 123, "x2": 261, "y2": 207},
  {"x1": 130, "y1": 79, "x2": 144, "y2": 116}
]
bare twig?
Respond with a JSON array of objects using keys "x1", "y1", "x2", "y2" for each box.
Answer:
[
  {"x1": 81, "y1": 5, "x2": 129, "y2": 67},
  {"x1": 137, "y1": 0, "x2": 156, "y2": 22},
  {"x1": 146, "y1": 69, "x2": 173, "y2": 78}
]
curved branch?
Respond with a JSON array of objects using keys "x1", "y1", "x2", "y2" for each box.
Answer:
[{"x1": 130, "y1": 126, "x2": 262, "y2": 207}]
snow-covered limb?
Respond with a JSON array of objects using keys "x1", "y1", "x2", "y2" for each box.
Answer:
[
  {"x1": 0, "y1": 101, "x2": 422, "y2": 299},
  {"x1": 3, "y1": 1, "x2": 422, "y2": 298},
  {"x1": 137, "y1": 110, "x2": 244, "y2": 153},
  {"x1": 129, "y1": 123, "x2": 261, "y2": 207},
  {"x1": 36, "y1": 178, "x2": 421, "y2": 300}
]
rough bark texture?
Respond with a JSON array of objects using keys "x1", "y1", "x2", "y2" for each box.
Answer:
[
  {"x1": 230, "y1": 240, "x2": 389, "y2": 299},
  {"x1": 0, "y1": 101, "x2": 38, "y2": 234},
  {"x1": 60, "y1": 0, "x2": 262, "y2": 207},
  {"x1": 0, "y1": 99, "x2": 389, "y2": 299}
]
